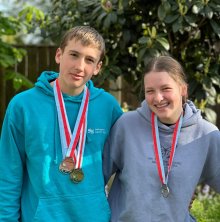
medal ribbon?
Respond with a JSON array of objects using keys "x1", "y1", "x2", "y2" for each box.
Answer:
[
  {"x1": 54, "y1": 79, "x2": 89, "y2": 166},
  {"x1": 67, "y1": 89, "x2": 89, "y2": 169},
  {"x1": 151, "y1": 112, "x2": 183, "y2": 186},
  {"x1": 75, "y1": 111, "x2": 88, "y2": 169}
]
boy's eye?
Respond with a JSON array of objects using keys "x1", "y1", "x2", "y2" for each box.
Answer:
[
  {"x1": 86, "y1": 58, "x2": 95, "y2": 63},
  {"x1": 70, "y1": 53, "x2": 78, "y2": 57}
]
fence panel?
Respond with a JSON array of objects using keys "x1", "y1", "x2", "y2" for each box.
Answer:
[{"x1": 0, "y1": 45, "x2": 59, "y2": 131}]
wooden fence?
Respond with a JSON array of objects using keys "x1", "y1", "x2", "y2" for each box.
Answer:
[{"x1": 0, "y1": 45, "x2": 58, "y2": 130}]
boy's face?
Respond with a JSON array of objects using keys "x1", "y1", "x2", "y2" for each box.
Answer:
[{"x1": 55, "y1": 39, "x2": 102, "y2": 96}]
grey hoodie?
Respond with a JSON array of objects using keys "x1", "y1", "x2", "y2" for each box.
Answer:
[{"x1": 103, "y1": 100, "x2": 220, "y2": 222}]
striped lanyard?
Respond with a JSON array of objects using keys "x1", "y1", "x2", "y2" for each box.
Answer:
[
  {"x1": 54, "y1": 79, "x2": 89, "y2": 169},
  {"x1": 151, "y1": 112, "x2": 183, "y2": 186}
]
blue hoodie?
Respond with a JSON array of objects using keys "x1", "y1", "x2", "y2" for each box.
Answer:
[{"x1": 0, "y1": 71, "x2": 123, "y2": 222}]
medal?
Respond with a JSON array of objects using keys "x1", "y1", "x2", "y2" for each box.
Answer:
[
  {"x1": 151, "y1": 112, "x2": 183, "y2": 198},
  {"x1": 70, "y1": 168, "x2": 84, "y2": 183},
  {"x1": 54, "y1": 79, "x2": 89, "y2": 179},
  {"x1": 59, "y1": 157, "x2": 75, "y2": 174},
  {"x1": 161, "y1": 184, "x2": 169, "y2": 198}
]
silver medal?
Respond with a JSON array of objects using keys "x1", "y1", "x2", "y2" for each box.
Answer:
[{"x1": 161, "y1": 184, "x2": 169, "y2": 198}]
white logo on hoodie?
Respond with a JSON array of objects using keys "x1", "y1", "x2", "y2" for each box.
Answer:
[{"x1": 87, "y1": 128, "x2": 106, "y2": 134}]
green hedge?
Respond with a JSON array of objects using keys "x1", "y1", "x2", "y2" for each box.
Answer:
[{"x1": 191, "y1": 194, "x2": 220, "y2": 222}]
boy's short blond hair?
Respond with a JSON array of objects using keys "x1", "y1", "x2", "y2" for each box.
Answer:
[{"x1": 60, "y1": 26, "x2": 105, "y2": 62}]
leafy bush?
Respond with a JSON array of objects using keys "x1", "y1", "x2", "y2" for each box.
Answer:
[
  {"x1": 191, "y1": 194, "x2": 220, "y2": 222},
  {"x1": 46, "y1": 0, "x2": 220, "y2": 121}
]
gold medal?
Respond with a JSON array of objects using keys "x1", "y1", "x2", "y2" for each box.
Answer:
[
  {"x1": 70, "y1": 168, "x2": 84, "y2": 183},
  {"x1": 59, "y1": 157, "x2": 75, "y2": 174}
]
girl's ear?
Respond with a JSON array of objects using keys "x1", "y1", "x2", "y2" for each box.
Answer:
[{"x1": 181, "y1": 84, "x2": 188, "y2": 103}]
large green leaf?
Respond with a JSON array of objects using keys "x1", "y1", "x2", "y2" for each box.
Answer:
[
  {"x1": 158, "y1": 4, "x2": 166, "y2": 21},
  {"x1": 204, "y1": 107, "x2": 217, "y2": 124},
  {"x1": 192, "y1": 3, "x2": 204, "y2": 14},
  {"x1": 172, "y1": 17, "x2": 182, "y2": 33},
  {"x1": 211, "y1": 76, "x2": 220, "y2": 87},
  {"x1": 156, "y1": 37, "x2": 170, "y2": 50},
  {"x1": 210, "y1": 20, "x2": 220, "y2": 35},
  {"x1": 138, "y1": 36, "x2": 148, "y2": 44},
  {"x1": 204, "y1": 5, "x2": 213, "y2": 19},
  {"x1": 5, "y1": 71, "x2": 34, "y2": 91},
  {"x1": 164, "y1": 14, "x2": 179, "y2": 23}
]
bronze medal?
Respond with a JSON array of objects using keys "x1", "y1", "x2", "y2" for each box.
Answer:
[
  {"x1": 59, "y1": 157, "x2": 75, "y2": 174},
  {"x1": 70, "y1": 168, "x2": 84, "y2": 183},
  {"x1": 161, "y1": 184, "x2": 169, "y2": 198}
]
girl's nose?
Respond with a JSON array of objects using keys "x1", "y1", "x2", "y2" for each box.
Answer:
[{"x1": 154, "y1": 92, "x2": 164, "y2": 102}]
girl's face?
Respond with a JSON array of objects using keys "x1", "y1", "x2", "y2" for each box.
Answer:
[{"x1": 144, "y1": 71, "x2": 187, "y2": 124}]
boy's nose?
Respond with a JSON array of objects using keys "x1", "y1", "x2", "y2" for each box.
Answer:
[{"x1": 75, "y1": 58, "x2": 84, "y2": 70}]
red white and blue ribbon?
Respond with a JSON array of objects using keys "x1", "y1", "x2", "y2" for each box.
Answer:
[
  {"x1": 54, "y1": 79, "x2": 89, "y2": 168},
  {"x1": 151, "y1": 112, "x2": 183, "y2": 186}
]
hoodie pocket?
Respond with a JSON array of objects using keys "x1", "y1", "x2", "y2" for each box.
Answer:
[{"x1": 33, "y1": 191, "x2": 110, "y2": 222}]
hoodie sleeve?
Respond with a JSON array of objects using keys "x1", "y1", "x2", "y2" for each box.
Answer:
[
  {"x1": 103, "y1": 135, "x2": 117, "y2": 184},
  {"x1": 103, "y1": 116, "x2": 123, "y2": 185},
  {"x1": 0, "y1": 100, "x2": 25, "y2": 221},
  {"x1": 201, "y1": 130, "x2": 220, "y2": 193}
]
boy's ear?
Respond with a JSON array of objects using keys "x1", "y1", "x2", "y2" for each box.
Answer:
[
  {"x1": 55, "y1": 48, "x2": 62, "y2": 64},
  {"x1": 93, "y1": 61, "x2": 102, "y2": 76}
]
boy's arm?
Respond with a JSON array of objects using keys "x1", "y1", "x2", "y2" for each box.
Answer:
[
  {"x1": 103, "y1": 135, "x2": 118, "y2": 185},
  {"x1": 102, "y1": 94, "x2": 123, "y2": 184},
  {"x1": 0, "y1": 105, "x2": 24, "y2": 221}
]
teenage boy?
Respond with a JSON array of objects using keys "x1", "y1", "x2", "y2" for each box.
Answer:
[{"x1": 0, "y1": 26, "x2": 122, "y2": 222}]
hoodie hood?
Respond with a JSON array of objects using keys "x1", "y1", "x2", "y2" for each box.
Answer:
[
  {"x1": 137, "y1": 100, "x2": 202, "y2": 128},
  {"x1": 35, "y1": 71, "x2": 105, "y2": 101}
]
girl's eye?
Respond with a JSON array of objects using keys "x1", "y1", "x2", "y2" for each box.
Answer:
[
  {"x1": 163, "y1": 87, "x2": 172, "y2": 91},
  {"x1": 145, "y1": 90, "x2": 153, "y2": 94}
]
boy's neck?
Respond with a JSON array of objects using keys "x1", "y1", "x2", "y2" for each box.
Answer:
[{"x1": 50, "y1": 80, "x2": 85, "y2": 96}]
